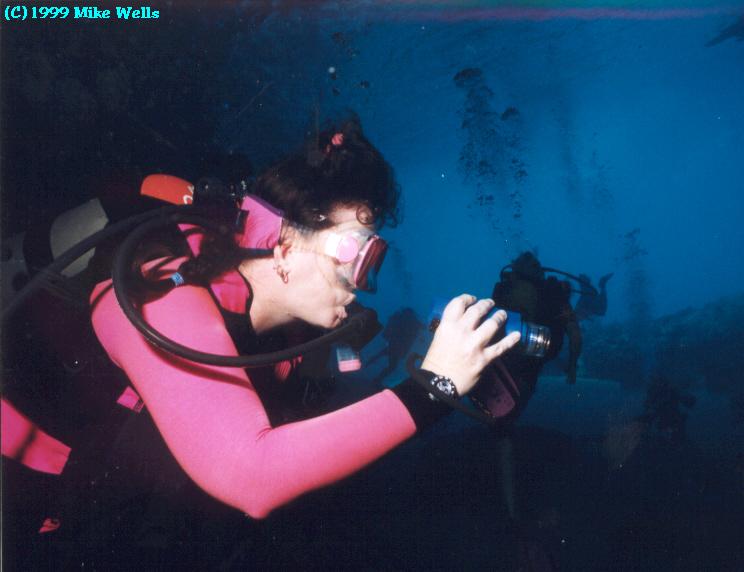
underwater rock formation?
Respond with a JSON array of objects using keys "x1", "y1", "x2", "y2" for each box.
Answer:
[{"x1": 581, "y1": 292, "x2": 744, "y2": 412}]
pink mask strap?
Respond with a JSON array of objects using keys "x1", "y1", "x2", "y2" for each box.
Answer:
[{"x1": 237, "y1": 195, "x2": 284, "y2": 249}]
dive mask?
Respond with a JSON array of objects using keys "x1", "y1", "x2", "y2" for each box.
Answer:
[
  {"x1": 235, "y1": 193, "x2": 387, "y2": 292},
  {"x1": 323, "y1": 229, "x2": 387, "y2": 292}
]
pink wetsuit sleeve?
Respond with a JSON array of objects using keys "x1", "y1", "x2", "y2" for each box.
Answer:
[{"x1": 90, "y1": 280, "x2": 417, "y2": 519}]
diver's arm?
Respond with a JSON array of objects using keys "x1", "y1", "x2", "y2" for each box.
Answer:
[{"x1": 90, "y1": 280, "x2": 417, "y2": 519}]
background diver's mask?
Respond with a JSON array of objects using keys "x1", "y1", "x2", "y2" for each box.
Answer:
[{"x1": 322, "y1": 229, "x2": 387, "y2": 293}]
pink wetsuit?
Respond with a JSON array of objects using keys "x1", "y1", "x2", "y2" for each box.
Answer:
[{"x1": 90, "y1": 258, "x2": 417, "y2": 519}]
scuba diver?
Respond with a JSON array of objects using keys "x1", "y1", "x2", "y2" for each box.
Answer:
[
  {"x1": 574, "y1": 272, "x2": 613, "y2": 321},
  {"x1": 367, "y1": 307, "x2": 425, "y2": 387},
  {"x1": 481, "y1": 251, "x2": 589, "y2": 572},
  {"x1": 601, "y1": 375, "x2": 697, "y2": 475},
  {"x1": 640, "y1": 375, "x2": 697, "y2": 444},
  {"x1": 491, "y1": 251, "x2": 580, "y2": 387},
  {"x1": 2, "y1": 117, "x2": 522, "y2": 568}
]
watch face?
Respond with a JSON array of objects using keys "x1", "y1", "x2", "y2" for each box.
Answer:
[{"x1": 434, "y1": 377, "x2": 455, "y2": 397}]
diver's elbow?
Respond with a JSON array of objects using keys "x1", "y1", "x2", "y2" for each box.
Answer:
[
  {"x1": 243, "y1": 507, "x2": 271, "y2": 520},
  {"x1": 230, "y1": 473, "x2": 282, "y2": 520},
  {"x1": 238, "y1": 496, "x2": 278, "y2": 520}
]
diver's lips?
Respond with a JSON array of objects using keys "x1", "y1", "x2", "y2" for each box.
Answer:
[{"x1": 335, "y1": 296, "x2": 356, "y2": 323}]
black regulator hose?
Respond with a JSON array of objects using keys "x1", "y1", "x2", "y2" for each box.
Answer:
[
  {"x1": 541, "y1": 266, "x2": 599, "y2": 295},
  {"x1": 499, "y1": 264, "x2": 599, "y2": 296},
  {"x1": 111, "y1": 210, "x2": 378, "y2": 368}
]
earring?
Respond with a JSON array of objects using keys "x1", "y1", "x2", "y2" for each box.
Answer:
[{"x1": 276, "y1": 266, "x2": 289, "y2": 283}]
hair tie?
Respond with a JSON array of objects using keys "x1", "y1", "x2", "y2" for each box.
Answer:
[{"x1": 325, "y1": 132, "x2": 345, "y2": 154}]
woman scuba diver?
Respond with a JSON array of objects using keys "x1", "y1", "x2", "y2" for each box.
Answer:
[{"x1": 3, "y1": 117, "x2": 521, "y2": 567}]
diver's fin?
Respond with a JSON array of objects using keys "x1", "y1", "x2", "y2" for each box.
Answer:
[
  {"x1": 599, "y1": 273, "x2": 614, "y2": 288},
  {"x1": 497, "y1": 436, "x2": 516, "y2": 520}
]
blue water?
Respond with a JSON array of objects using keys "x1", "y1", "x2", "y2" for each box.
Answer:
[{"x1": 217, "y1": 7, "x2": 744, "y2": 326}]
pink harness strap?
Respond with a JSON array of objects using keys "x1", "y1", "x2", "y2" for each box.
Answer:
[
  {"x1": 177, "y1": 194, "x2": 281, "y2": 315},
  {"x1": 235, "y1": 194, "x2": 283, "y2": 250},
  {"x1": 1, "y1": 398, "x2": 71, "y2": 475},
  {"x1": 178, "y1": 224, "x2": 252, "y2": 315},
  {"x1": 117, "y1": 386, "x2": 145, "y2": 412}
]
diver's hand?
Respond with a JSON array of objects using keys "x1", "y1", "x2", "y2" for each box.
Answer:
[{"x1": 421, "y1": 294, "x2": 521, "y2": 396}]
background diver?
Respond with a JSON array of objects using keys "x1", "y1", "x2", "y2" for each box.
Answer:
[
  {"x1": 574, "y1": 272, "x2": 614, "y2": 321},
  {"x1": 366, "y1": 306, "x2": 425, "y2": 387},
  {"x1": 481, "y1": 250, "x2": 584, "y2": 571},
  {"x1": 640, "y1": 374, "x2": 697, "y2": 444}
]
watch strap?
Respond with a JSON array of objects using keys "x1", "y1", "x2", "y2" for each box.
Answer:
[{"x1": 391, "y1": 373, "x2": 452, "y2": 431}]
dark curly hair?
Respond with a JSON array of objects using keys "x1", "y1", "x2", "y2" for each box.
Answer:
[
  {"x1": 254, "y1": 115, "x2": 400, "y2": 230},
  {"x1": 177, "y1": 115, "x2": 400, "y2": 287}
]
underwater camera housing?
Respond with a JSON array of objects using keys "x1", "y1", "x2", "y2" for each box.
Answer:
[
  {"x1": 426, "y1": 298, "x2": 551, "y2": 359},
  {"x1": 406, "y1": 298, "x2": 552, "y2": 425}
]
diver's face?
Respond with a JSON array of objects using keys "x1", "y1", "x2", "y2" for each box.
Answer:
[{"x1": 286, "y1": 205, "x2": 375, "y2": 329}]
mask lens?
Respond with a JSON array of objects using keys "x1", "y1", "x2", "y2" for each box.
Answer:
[
  {"x1": 325, "y1": 230, "x2": 387, "y2": 292},
  {"x1": 335, "y1": 234, "x2": 361, "y2": 264},
  {"x1": 352, "y1": 236, "x2": 387, "y2": 292}
]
